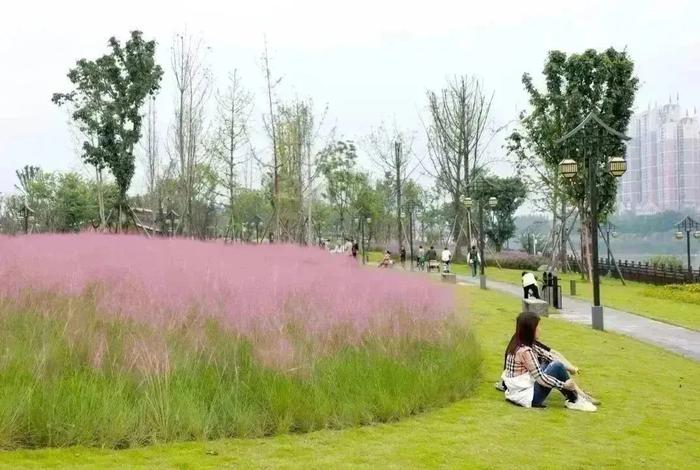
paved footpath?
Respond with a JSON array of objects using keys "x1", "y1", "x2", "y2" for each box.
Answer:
[{"x1": 456, "y1": 274, "x2": 700, "y2": 361}]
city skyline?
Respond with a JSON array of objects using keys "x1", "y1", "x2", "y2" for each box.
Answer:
[{"x1": 619, "y1": 98, "x2": 700, "y2": 215}]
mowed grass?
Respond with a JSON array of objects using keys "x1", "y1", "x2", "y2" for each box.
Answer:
[
  {"x1": 2, "y1": 285, "x2": 698, "y2": 469},
  {"x1": 453, "y1": 264, "x2": 700, "y2": 331}
]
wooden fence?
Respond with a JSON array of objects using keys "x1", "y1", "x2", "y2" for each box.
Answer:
[{"x1": 569, "y1": 256, "x2": 700, "y2": 285}]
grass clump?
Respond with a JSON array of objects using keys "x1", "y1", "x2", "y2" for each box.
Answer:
[{"x1": 0, "y1": 294, "x2": 479, "y2": 450}]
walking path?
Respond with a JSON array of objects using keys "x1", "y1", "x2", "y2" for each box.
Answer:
[{"x1": 456, "y1": 274, "x2": 700, "y2": 361}]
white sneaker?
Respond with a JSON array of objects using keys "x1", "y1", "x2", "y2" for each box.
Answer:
[
  {"x1": 565, "y1": 397, "x2": 597, "y2": 412},
  {"x1": 581, "y1": 391, "x2": 601, "y2": 406}
]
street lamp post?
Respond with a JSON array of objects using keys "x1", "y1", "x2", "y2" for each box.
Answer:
[
  {"x1": 467, "y1": 179, "x2": 498, "y2": 290},
  {"x1": 556, "y1": 111, "x2": 630, "y2": 331},
  {"x1": 674, "y1": 216, "x2": 700, "y2": 275}
]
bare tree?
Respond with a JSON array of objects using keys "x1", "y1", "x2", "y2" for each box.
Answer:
[
  {"x1": 169, "y1": 31, "x2": 211, "y2": 236},
  {"x1": 141, "y1": 95, "x2": 161, "y2": 215},
  {"x1": 273, "y1": 99, "x2": 330, "y2": 243},
  {"x1": 212, "y1": 70, "x2": 253, "y2": 241},
  {"x1": 424, "y1": 75, "x2": 493, "y2": 258},
  {"x1": 261, "y1": 37, "x2": 281, "y2": 241},
  {"x1": 367, "y1": 122, "x2": 416, "y2": 246}
]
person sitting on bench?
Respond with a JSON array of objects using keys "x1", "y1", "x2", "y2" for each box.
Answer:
[{"x1": 522, "y1": 271, "x2": 540, "y2": 299}]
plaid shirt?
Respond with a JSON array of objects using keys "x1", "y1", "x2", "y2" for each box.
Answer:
[{"x1": 504, "y1": 345, "x2": 564, "y2": 389}]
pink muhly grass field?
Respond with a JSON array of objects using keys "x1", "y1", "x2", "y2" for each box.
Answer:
[
  {"x1": 0, "y1": 233, "x2": 456, "y2": 367},
  {"x1": 0, "y1": 234, "x2": 479, "y2": 448}
]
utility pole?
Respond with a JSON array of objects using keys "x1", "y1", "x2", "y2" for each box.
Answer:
[{"x1": 557, "y1": 111, "x2": 630, "y2": 331}]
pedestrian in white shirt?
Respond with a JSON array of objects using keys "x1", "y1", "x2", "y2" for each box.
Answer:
[
  {"x1": 522, "y1": 271, "x2": 540, "y2": 299},
  {"x1": 441, "y1": 247, "x2": 452, "y2": 273}
]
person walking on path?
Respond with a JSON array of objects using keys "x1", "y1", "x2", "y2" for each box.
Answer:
[
  {"x1": 417, "y1": 245, "x2": 425, "y2": 271},
  {"x1": 400, "y1": 246, "x2": 407, "y2": 269},
  {"x1": 427, "y1": 246, "x2": 437, "y2": 262},
  {"x1": 351, "y1": 241, "x2": 359, "y2": 259},
  {"x1": 522, "y1": 271, "x2": 540, "y2": 299},
  {"x1": 467, "y1": 245, "x2": 480, "y2": 277},
  {"x1": 501, "y1": 312, "x2": 597, "y2": 412},
  {"x1": 441, "y1": 246, "x2": 452, "y2": 273}
]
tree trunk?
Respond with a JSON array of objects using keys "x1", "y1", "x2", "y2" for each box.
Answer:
[
  {"x1": 579, "y1": 204, "x2": 593, "y2": 281},
  {"x1": 96, "y1": 166, "x2": 106, "y2": 230},
  {"x1": 452, "y1": 197, "x2": 466, "y2": 262}
]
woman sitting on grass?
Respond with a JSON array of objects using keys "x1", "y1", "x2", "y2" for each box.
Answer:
[{"x1": 501, "y1": 312, "x2": 597, "y2": 412}]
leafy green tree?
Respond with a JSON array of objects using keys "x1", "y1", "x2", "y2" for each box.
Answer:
[
  {"x1": 54, "y1": 173, "x2": 96, "y2": 232},
  {"x1": 508, "y1": 48, "x2": 637, "y2": 274},
  {"x1": 478, "y1": 176, "x2": 527, "y2": 251},
  {"x1": 318, "y1": 140, "x2": 361, "y2": 237},
  {"x1": 15, "y1": 166, "x2": 42, "y2": 195},
  {"x1": 15, "y1": 166, "x2": 58, "y2": 232},
  {"x1": 53, "y1": 31, "x2": 163, "y2": 231}
]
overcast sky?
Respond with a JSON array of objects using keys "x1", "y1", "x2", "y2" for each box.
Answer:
[{"x1": 1, "y1": 0, "x2": 699, "y2": 196}]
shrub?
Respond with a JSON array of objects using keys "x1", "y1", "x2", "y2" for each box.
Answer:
[
  {"x1": 0, "y1": 234, "x2": 479, "y2": 449},
  {"x1": 485, "y1": 250, "x2": 548, "y2": 271},
  {"x1": 647, "y1": 255, "x2": 684, "y2": 270},
  {"x1": 643, "y1": 283, "x2": 700, "y2": 305}
]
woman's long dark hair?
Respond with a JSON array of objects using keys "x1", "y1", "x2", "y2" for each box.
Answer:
[{"x1": 505, "y1": 312, "x2": 540, "y2": 356}]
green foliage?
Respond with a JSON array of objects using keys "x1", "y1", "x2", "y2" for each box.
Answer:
[
  {"x1": 476, "y1": 176, "x2": 526, "y2": 251},
  {"x1": 319, "y1": 141, "x2": 363, "y2": 233},
  {"x1": 54, "y1": 173, "x2": 97, "y2": 231},
  {"x1": 517, "y1": 231, "x2": 547, "y2": 255},
  {"x1": 485, "y1": 252, "x2": 548, "y2": 271},
  {"x1": 643, "y1": 284, "x2": 700, "y2": 306},
  {"x1": 14, "y1": 165, "x2": 42, "y2": 195},
  {"x1": 613, "y1": 211, "x2": 689, "y2": 235},
  {"x1": 52, "y1": 31, "x2": 164, "y2": 204},
  {"x1": 647, "y1": 255, "x2": 684, "y2": 270},
  {"x1": 508, "y1": 48, "x2": 638, "y2": 220},
  {"x1": 0, "y1": 295, "x2": 479, "y2": 449},
  {"x1": 4, "y1": 168, "x2": 118, "y2": 233}
]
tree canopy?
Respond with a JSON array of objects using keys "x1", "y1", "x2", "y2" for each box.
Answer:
[{"x1": 52, "y1": 31, "x2": 163, "y2": 216}]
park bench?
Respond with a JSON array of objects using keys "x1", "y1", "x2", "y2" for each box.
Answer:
[
  {"x1": 427, "y1": 260, "x2": 440, "y2": 273},
  {"x1": 522, "y1": 298, "x2": 549, "y2": 317}
]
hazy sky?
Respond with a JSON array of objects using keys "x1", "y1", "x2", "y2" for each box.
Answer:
[{"x1": 1, "y1": 0, "x2": 699, "y2": 195}]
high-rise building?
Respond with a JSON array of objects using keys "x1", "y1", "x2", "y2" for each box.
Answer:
[{"x1": 618, "y1": 99, "x2": 700, "y2": 214}]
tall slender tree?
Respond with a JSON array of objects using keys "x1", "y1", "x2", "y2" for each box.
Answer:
[
  {"x1": 169, "y1": 31, "x2": 210, "y2": 236},
  {"x1": 424, "y1": 75, "x2": 493, "y2": 258},
  {"x1": 212, "y1": 70, "x2": 253, "y2": 241},
  {"x1": 53, "y1": 31, "x2": 163, "y2": 231}
]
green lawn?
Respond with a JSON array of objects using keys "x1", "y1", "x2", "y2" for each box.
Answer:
[
  {"x1": 452, "y1": 264, "x2": 700, "y2": 331},
  {"x1": 2, "y1": 286, "x2": 698, "y2": 469},
  {"x1": 369, "y1": 250, "x2": 700, "y2": 331}
]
